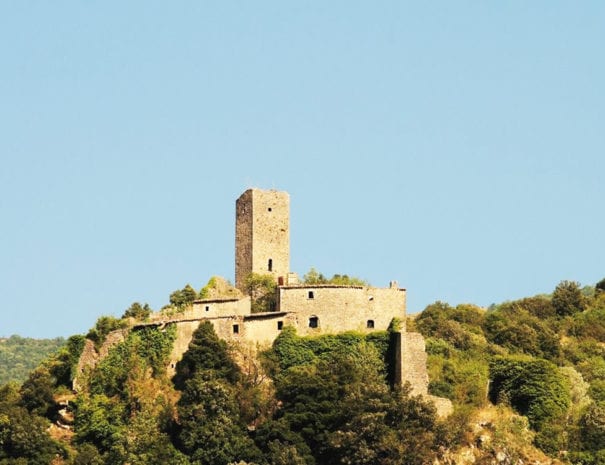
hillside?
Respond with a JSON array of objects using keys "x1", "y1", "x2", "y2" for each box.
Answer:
[
  {"x1": 0, "y1": 335, "x2": 65, "y2": 385},
  {"x1": 0, "y1": 277, "x2": 604, "y2": 464}
]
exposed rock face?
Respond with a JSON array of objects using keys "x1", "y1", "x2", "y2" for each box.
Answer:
[
  {"x1": 433, "y1": 406, "x2": 563, "y2": 465},
  {"x1": 200, "y1": 276, "x2": 243, "y2": 300},
  {"x1": 72, "y1": 329, "x2": 128, "y2": 391}
]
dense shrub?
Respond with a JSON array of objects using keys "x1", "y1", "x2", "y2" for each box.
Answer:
[
  {"x1": 489, "y1": 356, "x2": 571, "y2": 451},
  {"x1": 86, "y1": 316, "x2": 128, "y2": 348}
]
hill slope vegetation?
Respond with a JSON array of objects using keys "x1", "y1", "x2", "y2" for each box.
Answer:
[{"x1": 1, "y1": 277, "x2": 605, "y2": 464}]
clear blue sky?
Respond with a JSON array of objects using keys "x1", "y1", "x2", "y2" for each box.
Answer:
[{"x1": 1, "y1": 2, "x2": 603, "y2": 338}]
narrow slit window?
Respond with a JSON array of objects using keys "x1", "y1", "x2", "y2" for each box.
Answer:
[
  {"x1": 308, "y1": 291, "x2": 314, "y2": 299},
  {"x1": 268, "y1": 259, "x2": 273, "y2": 271},
  {"x1": 205, "y1": 306, "x2": 210, "y2": 312},
  {"x1": 367, "y1": 320, "x2": 375, "y2": 329},
  {"x1": 233, "y1": 324, "x2": 239, "y2": 334},
  {"x1": 309, "y1": 316, "x2": 319, "y2": 328},
  {"x1": 277, "y1": 321, "x2": 284, "y2": 330}
]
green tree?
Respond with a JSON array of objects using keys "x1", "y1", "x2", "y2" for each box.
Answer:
[
  {"x1": 49, "y1": 334, "x2": 86, "y2": 387},
  {"x1": 170, "y1": 284, "x2": 198, "y2": 308},
  {"x1": 0, "y1": 406, "x2": 62, "y2": 465},
  {"x1": 271, "y1": 341, "x2": 441, "y2": 465},
  {"x1": 244, "y1": 273, "x2": 277, "y2": 313},
  {"x1": 302, "y1": 267, "x2": 327, "y2": 284},
  {"x1": 173, "y1": 321, "x2": 240, "y2": 390},
  {"x1": 176, "y1": 375, "x2": 261, "y2": 465},
  {"x1": 580, "y1": 402, "x2": 605, "y2": 451},
  {"x1": 484, "y1": 306, "x2": 560, "y2": 360},
  {"x1": 18, "y1": 367, "x2": 55, "y2": 418},
  {"x1": 122, "y1": 302, "x2": 151, "y2": 320},
  {"x1": 73, "y1": 444, "x2": 104, "y2": 465},
  {"x1": 552, "y1": 280, "x2": 587, "y2": 317},
  {"x1": 489, "y1": 356, "x2": 571, "y2": 452},
  {"x1": 596, "y1": 277, "x2": 605, "y2": 294},
  {"x1": 73, "y1": 394, "x2": 126, "y2": 457}
]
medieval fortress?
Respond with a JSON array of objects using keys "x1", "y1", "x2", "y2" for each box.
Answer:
[{"x1": 76, "y1": 188, "x2": 451, "y2": 414}]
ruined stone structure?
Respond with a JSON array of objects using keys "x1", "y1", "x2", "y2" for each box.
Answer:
[
  {"x1": 235, "y1": 189, "x2": 290, "y2": 290},
  {"x1": 75, "y1": 188, "x2": 452, "y2": 416}
]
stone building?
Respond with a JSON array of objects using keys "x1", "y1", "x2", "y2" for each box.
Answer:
[
  {"x1": 75, "y1": 188, "x2": 451, "y2": 415},
  {"x1": 235, "y1": 189, "x2": 290, "y2": 290}
]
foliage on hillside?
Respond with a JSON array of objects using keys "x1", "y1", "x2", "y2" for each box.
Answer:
[
  {"x1": 2, "y1": 276, "x2": 605, "y2": 464},
  {"x1": 0, "y1": 335, "x2": 66, "y2": 385},
  {"x1": 414, "y1": 278, "x2": 605, "y2": 464}
]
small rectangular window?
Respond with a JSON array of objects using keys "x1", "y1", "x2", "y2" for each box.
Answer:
[
  {"x1": 277, "y1": 321, "x2": 283, "y2": 330},
  {"x1": 268, "y1": 259, "x2": 273, "y2": 272},
  {"x1": 308, "y1": 291, "x2": 314, "y2": 299},
  {"x1": 367, "y1": 320, "x2": 375, "y2": 329},
  {"x1": 205, "y1": 306, "x2": 210, "y2": 312},
  {"x1": 233, "y1": 324, "x2": 239, "y2": 334},
  {"x1": 309, "y1": 316, "x2": 319, "y2": 328}
]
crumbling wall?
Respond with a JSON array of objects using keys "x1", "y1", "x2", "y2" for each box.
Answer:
[
  {"x1": 394, "y1": 330, "x2": 453, "y2": 417},
  {"x1": 72, "y1": 328, "x2": 129, "y2": 391}
]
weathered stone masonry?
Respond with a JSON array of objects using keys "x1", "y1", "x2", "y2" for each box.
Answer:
[
  {"x1": 235, "y1": 189, "x2": 290, "y2": 291},
  {"x1": 75, "y1": 188, "x2": 452, "y2": 416}
]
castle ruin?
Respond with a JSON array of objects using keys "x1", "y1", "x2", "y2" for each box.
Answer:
[{"x1": 75, "y1": 188, "x2": 451, "y2": 415}]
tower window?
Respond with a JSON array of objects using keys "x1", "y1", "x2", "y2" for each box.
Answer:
[
  {"x1": 233, "y1": 324, "x2": 239, "y2": 334},
  {"x1": 268, "y1": 259, "x2": 273, "y2": 271},
  {"x1": 309, "y1": 316, "x2": 319, "y2": 328},
  {"x1": 277, "y1": 321, "x2": 284, "y2": 330},
  {"x1": 205, "y1": 306, "x2": 210, "y2": 312},
  {"x1": 367, "y1": 320, "x2": 375, "y2": 329}
]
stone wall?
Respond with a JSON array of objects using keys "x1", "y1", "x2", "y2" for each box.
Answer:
[
  {"x1": 277, "y1": 285, "x2": 406, "y2": 336},
  {"x1": 189, "y1": 297, "x2": 251, "y2": 318},
  {"x1": 235, "y1": 189, "x2": 290, "y2": 290},
  {"x1": 393, "y1": 330, "x2": 453, "y2": 417},
  {"x1": 394, "y1": 331, "x2": 429, "y2": 396}
]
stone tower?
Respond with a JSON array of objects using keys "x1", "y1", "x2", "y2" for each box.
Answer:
[{"x1": 235, "y1": 189, "x2": 290, "y2": 291}]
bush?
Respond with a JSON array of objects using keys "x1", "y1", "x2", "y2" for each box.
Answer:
[
  {"x1": 489, "y1": 356, "x2": 571, "y2": 434},
  {"x1": 169, "y1": 285, "x2": 198, "y2": 308},
  {"x1": 87, "y1": 316, "x2": 128, "y2": 348},
  {"x1": 244, "y1": 273, "x2": 277, "y2": 313}
]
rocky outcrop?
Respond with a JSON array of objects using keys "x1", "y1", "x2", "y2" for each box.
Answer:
[{"x1": 72, "y1": 328, "x2": 129, "y2": 391}]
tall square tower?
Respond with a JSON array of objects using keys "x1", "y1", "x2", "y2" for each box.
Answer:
[{"x1": 235, "y1": 189, "x2": 290, "y2": 291}]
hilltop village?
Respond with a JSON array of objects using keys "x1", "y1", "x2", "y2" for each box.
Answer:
[{"x1": 75, "y1": 188, "x2": 451, "y2": 415}]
